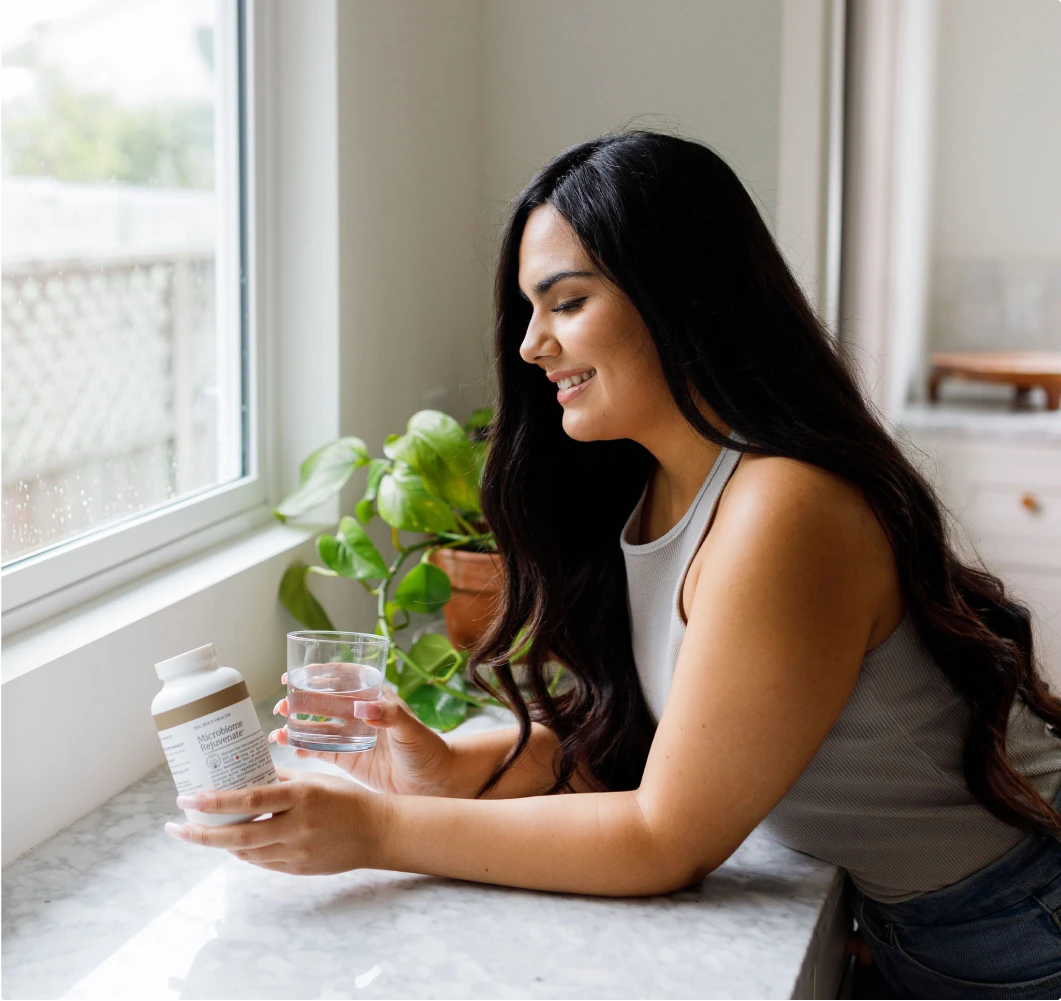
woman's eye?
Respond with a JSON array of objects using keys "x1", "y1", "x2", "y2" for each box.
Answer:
[{"x1": 551, "y1": 297, "x2": 587, "y2": 314}]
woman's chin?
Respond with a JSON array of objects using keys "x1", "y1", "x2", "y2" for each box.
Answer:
[{"x1": 561, "y1": 412, "x2": 610, "y2": 442}]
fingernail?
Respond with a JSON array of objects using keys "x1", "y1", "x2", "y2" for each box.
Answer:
[
  {"x1": 272, "y1": 699, "x2": 282, "y2": 715},
  {"x1": 176, "y1": 794, "x2": 205, "y2": 810},
  {"x1": 164, "y1": 822, "x2": 188, "y2": 840},
  {"x1": 353, "y1": 701, "x2": 383, "y2": 720},
  {"x1": 268, "y1": 730, "x2": 277, "y2": 743}
]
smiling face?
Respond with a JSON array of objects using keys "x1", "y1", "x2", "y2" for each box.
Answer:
[{"x1": 517, "y1": 203, "x2": 675, "y2": 443}]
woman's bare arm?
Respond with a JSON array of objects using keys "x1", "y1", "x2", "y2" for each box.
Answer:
[
  {"x1": 443, "y1": 722, "x2": 594, "y2": 798},
  {"x1": 178, "y1": 460, "x2": 893, "y2": 895},
  {"x1": 369, "y1": 460, "x2": 888, "y2": 894}
]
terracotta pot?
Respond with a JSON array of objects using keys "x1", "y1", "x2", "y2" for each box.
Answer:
[{"x1": 427, "y1": 548, "x2": 504, "y2": 651}]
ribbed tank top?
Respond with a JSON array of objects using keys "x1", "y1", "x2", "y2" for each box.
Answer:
[{"x1": 619, "y1": 432, "x2": 1061, "y2": 903}]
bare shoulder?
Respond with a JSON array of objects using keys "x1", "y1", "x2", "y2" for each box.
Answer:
[
  {"x1": 721, "y1": 454, "x2": 879, "y2": 533},
  {"x1": 689, "y1": 453, "x2": 904, "y2": 649}
]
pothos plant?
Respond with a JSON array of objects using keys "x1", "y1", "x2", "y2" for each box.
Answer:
[{"x1": 273, "y1": 407, "x2": 510, "y2": 732}]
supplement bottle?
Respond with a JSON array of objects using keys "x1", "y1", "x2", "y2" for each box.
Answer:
[{"x1": 152, "y1": 643, "x2": 278, "y2": 826}]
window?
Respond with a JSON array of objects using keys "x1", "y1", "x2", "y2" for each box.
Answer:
[{"x1": 1, "y1": 0, "x2": 262, "y2": 615}]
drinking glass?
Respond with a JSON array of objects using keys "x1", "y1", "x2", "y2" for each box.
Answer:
[{"x1": 286, "y1": 631, "x2": 388, "y2": 752}]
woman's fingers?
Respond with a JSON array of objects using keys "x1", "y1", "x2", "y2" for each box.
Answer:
[
  {"x1": 166, "y1": 815, "x2": 284, "y2": 849},
  {"x1": 267, "y1": 727, "x2": 351, "y2": 768},
  {"x1": 284, "y1": 690, "x2": 359, "y2": 720},
  {"x1": 352, "y1": 700, "x2": 385, "y2": 722},
  {"x1": 351, "y1": 689, "x2": 417, "y2": 730},
  {"x1": 274, "y1": 683, "x2": 403, "y2": 735},
  {"x1": 278, "y1": 716, "x2": 349, "y2": 740},
  {"x1": 228, "y1": 843, "x2": 288, "y2": 864},
  {"x1": 175, "y1": 780, "x2": 297, "y2": 819}
]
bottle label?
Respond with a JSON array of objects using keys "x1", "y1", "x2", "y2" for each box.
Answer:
[{"x1": 154, "y1": 681, "x2": 278, "y2": 797}]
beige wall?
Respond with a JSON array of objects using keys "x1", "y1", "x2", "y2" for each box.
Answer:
[
  {"x1": 932, "y1": 0, "x2": 1061, "y2": 261},
  {"x1": 336, "y1": 0, "x2": 490, "y2": 456},
  {"x1": 322, "y1": 0, "x2": 786, "y2": 504},
  {"x1": 928, "y1": 0, "x2": 1061, "y2": 355},
  {"x1": 316, "y1": 0, "x2": 789, "y2": 628},
  {"x1": 479, "y1": 0, "x2": 783, "y2": 257},
  {"x1": 329, "y1": 1, "x2": 786, "y2": 457}
]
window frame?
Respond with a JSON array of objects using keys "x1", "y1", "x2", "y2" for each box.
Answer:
[{"x1": 1, "y1": 0, "x2": 271, "y2": 627}]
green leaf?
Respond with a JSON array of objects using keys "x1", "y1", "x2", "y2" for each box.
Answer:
[
  {"x1": 317, "y1": 516, "x2": 389, "y2": 580},
  {"x1": 394, "y1": 562, "x2": 451, "y2": 614},
  {"x1": 376, "y1": 462, "x2": 458, "y2": 534},
  {"x1": 382, "y1": 410, "x2": 480, "y2": 513},
  {"x1": 384, "y1": 600, "x2": 409, "y2": 631},
  {"x1": 510, "y1": 623, "x2": 534, "y2": 663},
  {"x1": 407, "y1": 632, "x2": 462, "y2": 677},
  {"x1": 278, "y1": 564, "x2": 334, "y2": 630},
  {"x1": 397, "y1": 670, "x2": 426, "y2": 701},
  {"x1": 355, "y1": 458, "x2": 389, "y2": 525},
  {"x1": 274, "y1": 437, "x2": 369, "y2": 521},
  {"x1": 406, "y1": 674, "x2": 469, "y2": 732},
  {"x1": 385, "y1": 650, "x2": 401, "y2": 687},
  {"x1": 463, "y1": 407, "x2": 493, "y2": 433},
  {"x1": 470, "y1": 439, "x2": 489, "y2": 489}
]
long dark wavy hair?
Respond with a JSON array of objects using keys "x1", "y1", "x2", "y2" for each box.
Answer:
[{"x1": 469, "y1": 129, "x2": 1061, "y2": 838}]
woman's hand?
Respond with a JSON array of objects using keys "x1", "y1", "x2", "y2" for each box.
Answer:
[
  {"x1": 164, "y1": 768, "x2": 387, "y2": 875},
  {"x1": 270, "y1": 676, "x2": 455, "y2": 797}
]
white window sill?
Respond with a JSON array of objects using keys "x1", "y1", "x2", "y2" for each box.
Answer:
[{"x1": 1, "y1": 515, "x2": 344, "y2": 865}]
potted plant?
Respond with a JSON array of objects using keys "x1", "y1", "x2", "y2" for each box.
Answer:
[{"x1": 273, "y1": 407, "x2": 505, "y2": 731}]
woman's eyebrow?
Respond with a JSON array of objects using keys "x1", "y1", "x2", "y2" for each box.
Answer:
[{"x1": 518, "y1": 269, "x2": 596, "y2": 300}]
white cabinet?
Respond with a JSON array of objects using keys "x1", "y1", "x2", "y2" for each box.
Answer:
[{"x1": 899, "y1": 425, "x2": 1061, "y2": 693}]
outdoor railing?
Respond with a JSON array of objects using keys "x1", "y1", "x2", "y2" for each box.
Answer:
[{"x1": 1, "y1": 252, "x2": 219, "y2": 562}]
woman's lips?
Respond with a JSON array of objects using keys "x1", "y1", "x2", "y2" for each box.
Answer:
[{"x1": 557, "y1": 371, "x2": 596, "y2": 403}]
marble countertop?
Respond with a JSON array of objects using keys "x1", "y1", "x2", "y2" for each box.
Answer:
[
  {"x1": 899, "y1": 400, "x2": 1061, "y2": 440},
  {"x1": 2, "y1": 694, "x2": 847, "y2": 1000}
]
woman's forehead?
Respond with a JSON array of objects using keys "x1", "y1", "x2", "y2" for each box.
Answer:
[{"x1": 518, "y1": 206, "x2": 590, "y2": 280}]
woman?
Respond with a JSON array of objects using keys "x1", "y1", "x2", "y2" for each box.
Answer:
[{"x1": 164, "y1": 131, "x2": 1061, "y2": 998}]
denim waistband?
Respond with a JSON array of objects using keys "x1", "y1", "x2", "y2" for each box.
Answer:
[{"x1": 866, "y1": 781, "x2": 1061, "y2": 925}]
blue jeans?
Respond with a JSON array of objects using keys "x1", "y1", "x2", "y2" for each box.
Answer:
[{"x1": 851, "y1": 783, "x2": 1061, "y2": 999}]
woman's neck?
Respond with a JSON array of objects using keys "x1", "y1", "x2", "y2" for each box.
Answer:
[{"x1": 635, "y1": 409, "x2": 730, "y2": 544}]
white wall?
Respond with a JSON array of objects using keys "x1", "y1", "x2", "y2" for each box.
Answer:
[
  {"x1": 325, "y1": 0, "x2": 788, "y2": 629},
  {"x1": 255, "y1": 0, "x2": 486, "y2": 636},
  {"x1": 927, "y1": 0, "x2": 1061, "y2": 354},
  {"x1": 326, "y1": 0, "x2": 796, "y2": 469},
  {"x1": 336, "y1": 0, "x2": 490, "y2": 458},
  {"x1": 478, "y1": 0, "x2": 783, "y2": 254},
  {"x1": 931, "y1": 0, "x2": 1061, "y2": 261}
]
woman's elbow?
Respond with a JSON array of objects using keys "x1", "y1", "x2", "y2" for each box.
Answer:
[{"x1": 628, "y1": 807, "x2": 728, "y2": 894}]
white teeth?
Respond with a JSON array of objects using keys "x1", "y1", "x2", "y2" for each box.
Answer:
[{"x1": 558, "y1": 369, "x2": 595, "y2": 392}]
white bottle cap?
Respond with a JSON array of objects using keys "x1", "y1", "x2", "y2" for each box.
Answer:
[{"x1": 155, "y1": 643, "x2": 219, "y2": 681}]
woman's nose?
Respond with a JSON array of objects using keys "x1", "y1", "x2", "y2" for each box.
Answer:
[{"x1": 519, "y1": 315, "x2": 560, "y2": 365}]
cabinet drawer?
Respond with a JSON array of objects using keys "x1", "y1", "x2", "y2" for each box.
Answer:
[
  {"x1": 957, "y1": 443, "x2": 1061, "y2": 491},
  {"x1": 979, "y1": 534, "x2": 1061, "y2": 573},
  {"x1": 900, "y1": 429, "x2": 1061, "y2": 571},
  {"x1": 966, "y1": 485, "x2": 1061, "y2": 540}
]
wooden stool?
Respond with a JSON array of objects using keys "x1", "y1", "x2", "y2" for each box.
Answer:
[{"x1": 928, "y1": 351, "x2": 1061, "y2": 411}]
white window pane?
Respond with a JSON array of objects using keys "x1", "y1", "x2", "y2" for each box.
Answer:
[{"x1": 1, "y1": 0, "x2": 245, "y2": 565}]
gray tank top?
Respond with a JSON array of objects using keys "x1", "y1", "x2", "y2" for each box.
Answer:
[{"x1": 619, "y1": 433, "x2": 1061, "y2": 903}]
